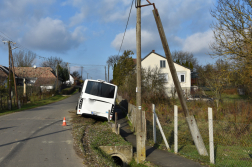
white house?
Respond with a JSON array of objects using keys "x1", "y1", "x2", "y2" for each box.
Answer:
[
  {"x1": 65, "y1": 74, "x2": 74, "y2": 85},
  {"x1": 141, "y1": 50, "x2": 191, "y2": 97}
]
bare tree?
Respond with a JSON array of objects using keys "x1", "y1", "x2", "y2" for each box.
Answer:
[
  {"x1": 198, "y1": 59, "x2": 231, "y2": 111},
  {"x1": 40, "y1": 56, "x2": 67, "y2": 71},
  {"x1": 210, "y1": 0, "x2": 252, "y2": 94},
  {"x1": 71, "y1": 71, "x2": 81, "y2": 79},
  {"x1": 12, "y1": 50, "x2": 36, "y2": 67},
  {"x1": 171, "y1": 50, "x2": 199, "y2": 70},
  {"x1": 106, "y1": 55, "x2": 120, "y2": 69},
  {"x1": 210, "y1": 0, "x2": 252, "y2": 61}
]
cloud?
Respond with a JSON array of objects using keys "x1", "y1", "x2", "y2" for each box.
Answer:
[
  {"x1": 0, "y1": 0, "x2": 55, "y2": 19},
  {"x1": 181, "y1": 30, "x2": 214, "y2": 54},
  {"x1": 22, "y1": 17, "x2": 85, "y2": 53},
  {"x1": 61, "y1": 0, "x2": 83, "y2": 7},
  {"x1": 111, "y1": 28, "x2": 160, "y2": 53},
  {"x1": 69, "y1": 7, "x2": 88, "y2": 27},
  {"x1": 110, "y1": 0, "x2": 215, "y2": 56}
]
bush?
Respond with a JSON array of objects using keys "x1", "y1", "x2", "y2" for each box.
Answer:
[
  {"x1": 61, "y1": 86, "x2": 75, "y2": 95},
  {"x1": 223, "y1": 88, "x2": 238, "y2": 95}
]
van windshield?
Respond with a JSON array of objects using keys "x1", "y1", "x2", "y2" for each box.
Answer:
[{"x1": 85, "y1": 81, "x2": 115, "y2": 98}]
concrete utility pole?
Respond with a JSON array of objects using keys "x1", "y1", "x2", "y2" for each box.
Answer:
[
  {"x1": 105, "y1": 66, "x2": 107, "y2": 82},
  {"x1": 23, "y1": 78, "x2": 26, "y2": 97},
  {"x1": 67, "y1": 63, "x2": 70, "y2": 75},
  {"x1": 8, "y1": 41, "x2": 12, "y2": 106},
  {"x1": 152, "y1": 8, "x2": 208, "y2": 156},
  {"x1": 108, "y1": 65, "x2": 109, "y2": 82},
  {"x1": 10, "y1": 45, "x2": 18, "y2": 107},
  {"x1": 67, "y1": 62, "x2": 70, "y2": 81},
  {"x1": 81, "y1": 66, "x2": 83, "y2": 80},
  {"x1": 87, "y1": 73, "x2": 88, "y2": 79},
  {"x1": 56, "y1": 63, "x2": 58, "y2": 91},
  {"x1": 136, "y1": 0, "x2": 146, "y2": 163}
]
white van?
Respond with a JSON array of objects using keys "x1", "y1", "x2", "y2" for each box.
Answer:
[{"x1": 76, "y1": 79, "x2": 117, "y2": 120}]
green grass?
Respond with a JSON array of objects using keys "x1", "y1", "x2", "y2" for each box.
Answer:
[
  {"x1": 144, "y1": 117, "x2": 252, "y2": 167},
  {"x1": 119, "y1": 92, "x2": 252, "y2": 166},
  {"x1": 168, "y1": 144, "x2": 252, "y2": 167},
  {"x1": 203, "y1": 91, "x2": 249, "y2": 102},
  {"x1": 222, "y1": 94, "x2": 248, "y2": 101},
  {"x1": 71, "y1": 114, "x2": 156, "y2": 167},
  {"x1": 0, "y1": 89, "x2": 78, "y2": 116}
]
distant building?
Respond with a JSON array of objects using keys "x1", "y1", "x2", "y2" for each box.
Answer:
[
  {"x1": 64, "y1": 74, "x2": 74, "y2": 85},
  {"x1": 141, "y1": 50, "x2": 191, "y2": 97},
  {"x1": 0, "y1": 65, "x2": 61, "y2": 90},
  {"x1": 0, "y1": 65, "x2": 10, "y2": 87}
]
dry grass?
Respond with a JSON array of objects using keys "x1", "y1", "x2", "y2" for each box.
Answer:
[
  {"x1": 70, "y1": 111, "x2": 154, "y2": 167},
  {"x1": 118, "y1": 86, "x2": 252, "y2": 166}
]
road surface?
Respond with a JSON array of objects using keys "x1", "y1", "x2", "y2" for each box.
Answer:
[{"x1": 0, "y1": 93, "x2": 84, "y2": 167}]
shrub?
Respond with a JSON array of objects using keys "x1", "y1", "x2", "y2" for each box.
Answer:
[{"x1": 61, "y1": 86, "x2": 75, "y2": 95}]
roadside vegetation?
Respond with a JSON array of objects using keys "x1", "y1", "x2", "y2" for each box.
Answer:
[
  {"x1": 70, "y1": 111, "x2": 156, "y2": 167},
  {"x1": 110, "y1": 0, "x2": 252, "y2": 165},
  {"x1": 0, "y1": 86, "x2": 78, "y2": 116},
  {"x1": 110, "y1": 48, "x2": 252, "y2": 166},
  {"x1": 121, "y1": 89, "x2": 252, "y2": 167}
]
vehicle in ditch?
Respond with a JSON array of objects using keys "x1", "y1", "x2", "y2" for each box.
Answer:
[{"x1": 76, "y1": 79, "x2": 117, "y2": 120}]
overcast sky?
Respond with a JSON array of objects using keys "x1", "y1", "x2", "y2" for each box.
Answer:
[{"x1": 0, "y1": 0, "x2": 218, "y2": 80}]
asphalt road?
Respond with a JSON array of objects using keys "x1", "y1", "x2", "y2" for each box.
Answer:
[{"x1": 0, "y1": 93, "x2": 84, "y2": 167}]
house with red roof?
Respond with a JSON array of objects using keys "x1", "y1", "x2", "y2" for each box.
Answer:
[{"x1": 0, "y1": 65, "x2": 61, "y2": 90}]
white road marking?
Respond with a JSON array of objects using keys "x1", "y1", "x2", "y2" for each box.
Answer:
[{"x1": 61, "y1": 140, "x2": 72, "y2": 144}]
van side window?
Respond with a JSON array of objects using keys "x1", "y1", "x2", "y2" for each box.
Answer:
[{"x1": 85, "y1": 81, "x2": 115, "y2": 98}]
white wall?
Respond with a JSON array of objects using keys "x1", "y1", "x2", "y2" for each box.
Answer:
[
  {"x1": 141, "y1": 52, "x2": 191, "y2": 97},
  {"x1": 65, "y1": 75, "x2": 74, "y2": 85}
]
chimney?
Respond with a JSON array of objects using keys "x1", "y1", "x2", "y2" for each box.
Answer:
[{"x1": 152, "y1": 50, "x2": 155, "y2": 53}]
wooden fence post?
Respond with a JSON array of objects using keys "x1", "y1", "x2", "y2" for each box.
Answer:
[
  {"x1": 8, "y1": 98, "x2": 11, "y2": 110},
  {"x1": 14, "y1": 97, "x2": 15, "y2": 108},
  {"x1": 0, "y1": 95, "x2": 2, "y2": 109},
  {"x1": 18, "y1": 100, "x2": 21, "y2": 109}
]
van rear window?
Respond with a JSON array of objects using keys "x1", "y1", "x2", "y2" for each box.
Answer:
[{"x1": 85, "y1": 81, "x2": 115, "y2": 98}]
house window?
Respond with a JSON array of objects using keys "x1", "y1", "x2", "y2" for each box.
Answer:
[
  {"x1": 180, "y1": 75, "x2": 185, "y2": 82},
  {"x1": 159, "y1": 73, "x2": 168, "y2": 82},
  {"x1": 177, "y1": 72, "x2": 186, "y2": 83},
  {"x1": 160, "y1": 60, "x2": 166, "y2": 68}
]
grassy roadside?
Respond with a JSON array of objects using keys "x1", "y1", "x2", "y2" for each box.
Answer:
[
  {"x1": 143, "y1": 116, "x2": 252, "y2": 167},
  {"x1": 70, "y1": 112, "x2": 156, "y2": 167},
  {"x1": 0, "y1": 89, "x2": 78, "y2": 116}
]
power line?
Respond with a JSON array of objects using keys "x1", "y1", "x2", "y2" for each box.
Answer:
[
  {"x1": 117, "y1": 0, "x2": 134, "y2": 56},
  {"x1": 0, "y1": 30, "x2": 103, "y2": 79},
  {"x1": 68, "y1": 62, "x2": 105, "y2": 66},
  {"x1": 0, "y1": 31, "x2": 30, "y2": 51}
]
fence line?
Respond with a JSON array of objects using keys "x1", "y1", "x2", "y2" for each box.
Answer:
[
  {"x1": 117, "y1": 94, "x2": 252, "y2": 167},
  {"x1": 0, "y1": 86, "x2": 56, "y2": 111},
  {"x1": 208, "y1": 107, "x2": 214, "y2": 164},
  {"x1": 174, "y1": 105, "x2": 178, "y2": 154}
]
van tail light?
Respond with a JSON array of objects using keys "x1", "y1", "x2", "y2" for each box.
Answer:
[{"x1": 79, "y1": 98, "x2": 83, "y2": 109}]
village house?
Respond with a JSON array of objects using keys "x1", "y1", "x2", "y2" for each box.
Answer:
[
  {"x1": 0, "y1": 65, "x2": 61, "y2": 90},
  {"x1": 141, "y1": 50, "x2": 191, "y2": 97},
  {"x1": 0, "y1": 65, "x2": 10, "y2": 87}
]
